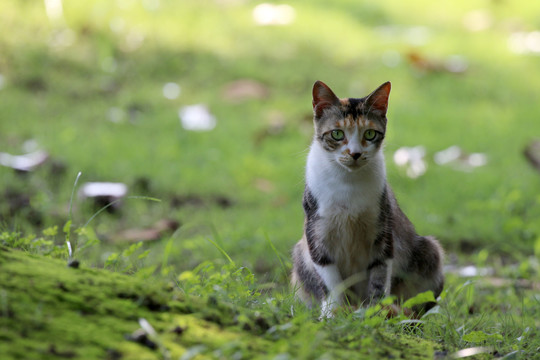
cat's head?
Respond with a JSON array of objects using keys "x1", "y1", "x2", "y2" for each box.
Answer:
[{"x1": 311, "y1": 80, "x2": 391, "y2": 171}]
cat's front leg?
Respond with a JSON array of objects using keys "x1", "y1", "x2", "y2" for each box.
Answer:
[
  {"x1": 313, "y1": 263, "x2": 344, "y2": 319},
  {"x1": 367, "y1": 258, "x2": 393, "y2": 303}
]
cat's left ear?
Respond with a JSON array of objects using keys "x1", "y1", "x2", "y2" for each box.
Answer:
[{"x1": 365, "y1": 81, "x2": 391, "y2": 117}]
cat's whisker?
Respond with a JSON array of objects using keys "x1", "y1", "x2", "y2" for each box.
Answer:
[{"x1": 292, "y1": 147, "x2": 311, "y2": 158}]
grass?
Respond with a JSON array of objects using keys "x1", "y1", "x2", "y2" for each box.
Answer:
[
  {"x1": 1, "y1": 0, "x2": 540, "y2": 358},
  {"x1": 1, "y1": 244, "x2": 442, "y2": 359},
  {"x1": 1, "y1": 235, "x2": 538, "y2": 359}
]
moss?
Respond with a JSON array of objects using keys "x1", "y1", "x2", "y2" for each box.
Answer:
[
  {"x1": 0, "y1": 246, "x2": 251, "y2": 359},
  {"x1": 0, "y1": 246, "x2": 438, "y2": 359}
]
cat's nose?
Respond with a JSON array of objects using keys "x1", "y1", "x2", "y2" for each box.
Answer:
[{"x1": 350, "y1": 152, "x2": 362, "y2": 160}]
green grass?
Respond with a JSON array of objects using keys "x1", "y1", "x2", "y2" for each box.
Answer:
[
  {"x1": 1, "y1": 244, "x2": 441, "y2": 359},
  {"x1": 1, "y1": 237, "x2": 538, "y2": 359},
  {"x1": 1, "y1": 0, "x2": 540, "y2": 358}
]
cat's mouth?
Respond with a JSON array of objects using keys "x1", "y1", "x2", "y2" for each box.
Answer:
[{"x1": 337, "y1": 157, "x2": 368, "y2": 171}]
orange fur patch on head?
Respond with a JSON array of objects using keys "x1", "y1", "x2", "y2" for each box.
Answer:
[{"x1": 340, "y1": 98, "x2": 350, "y2": 106}]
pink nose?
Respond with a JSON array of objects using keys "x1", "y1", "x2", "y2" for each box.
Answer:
[{"x1": 350, "y1": 153, "x2": 361, "y2": 160}]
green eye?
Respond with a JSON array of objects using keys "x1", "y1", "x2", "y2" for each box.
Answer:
[
  {"x1": 364, "y1": 129, "x2": 377, "y2": 141},
  {"x1": 331, "y1": 130, "x2": 345, "y2": 141}
]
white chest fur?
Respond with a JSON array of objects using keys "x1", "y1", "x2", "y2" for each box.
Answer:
[
  {"x1": 305, "y1": 142, "x2": 386, "y2": 278},
  {"x1": 305, "y1": 141, "x2": 386, "y2": 217}
]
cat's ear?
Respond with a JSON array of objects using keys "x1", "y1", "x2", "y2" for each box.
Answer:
[
  {"x1": 312, "y1": 81, "x2": 340, "y2": 118},
  {"x1": 365, "y1": 81, "x2": 391, "y2": 117}
]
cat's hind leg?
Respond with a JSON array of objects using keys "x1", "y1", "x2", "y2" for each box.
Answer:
[
  {"x1": 391, "y1": 235, "x2": 444, "y2": 314},
  {"x1": 413, "y1": 235, "x2": 445, "y2": 300}
]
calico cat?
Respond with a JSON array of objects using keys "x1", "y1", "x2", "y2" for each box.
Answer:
[{"x1": 291, "y1": 81, "x2": 444, "y2": 318}]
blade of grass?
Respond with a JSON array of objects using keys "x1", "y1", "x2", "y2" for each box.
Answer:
[
  {"x1": 205, "y1": 235, "x2": 234, "y2": 264},
  {"x1": 83, "y1": 196, "x2": 161, "y2": 228},
  {"x1": 264, "y1": 231, "x2": 288, "y2": 276},
  {"x1": 65, "y1": 171, "x2": 82, "y2": 260},
  {"x1": 68, "y1": 171, "x2": 82, "y2": 221}
]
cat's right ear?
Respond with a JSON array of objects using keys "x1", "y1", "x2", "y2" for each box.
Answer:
[{"x1": 312, "y1": 81, "x2": 340, "y2": 118}]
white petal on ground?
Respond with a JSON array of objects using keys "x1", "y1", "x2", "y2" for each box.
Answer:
[
  {"x1": 179, "y1": 104, "x2": 216, "y2": 131},
  {"x1": 393, "y1": 146, "x2": 427, "y2": 178},
  {"x1": 0, "y1": 150, "x2": 49, "y2": 171},
  {"x1": 79, "y1": 182, "x2": 128, "y2": 199}
]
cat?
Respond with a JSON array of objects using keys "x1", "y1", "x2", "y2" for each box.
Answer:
[{"x1": 291, "y1": 80, "x2": 444, "y2": 318}]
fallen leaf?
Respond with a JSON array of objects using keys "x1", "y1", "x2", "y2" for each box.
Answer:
[
  {"x1": 110, "y1": 219, "x2": 180, "y2": 243},
  {"x1": 0, "y1": 150, "x2": 49, "y2": 172},
  {"x1": 221, "y1": 79, "x2": 269, "y2": 103},
  {"x1": 407, "y1": 52, "x2": 468, "y2": 74}
]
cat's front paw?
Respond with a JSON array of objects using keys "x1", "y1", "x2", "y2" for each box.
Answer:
[
  {"x1": 319, "y1": 300, "x2": 336, "y2": 320},
  {"x1": 319, "y1": 294, "x2": 354, "y2": 320},
  {"x1": 319, "y1": 297, "x2": 340, "y2": 320}
]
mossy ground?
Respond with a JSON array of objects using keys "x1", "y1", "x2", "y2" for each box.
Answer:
[{"x1": 0, "y1": 246, "x2": 439, "y2": 359}]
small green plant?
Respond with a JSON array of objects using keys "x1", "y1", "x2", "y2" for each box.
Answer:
[
  {"x1": 104, "y1": 241, "x2": 152, "y2": 274},
  {"x1": 178, "y1": 261, "x2": 259, "y2": 304},
  {"x1": 0, "y1": 228, "x2": 66, "y2": 258}
]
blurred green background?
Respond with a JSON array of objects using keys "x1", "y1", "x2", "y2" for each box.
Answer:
[{"x1": 1, "y1": 0, "x2": 540, "y2": 282}]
